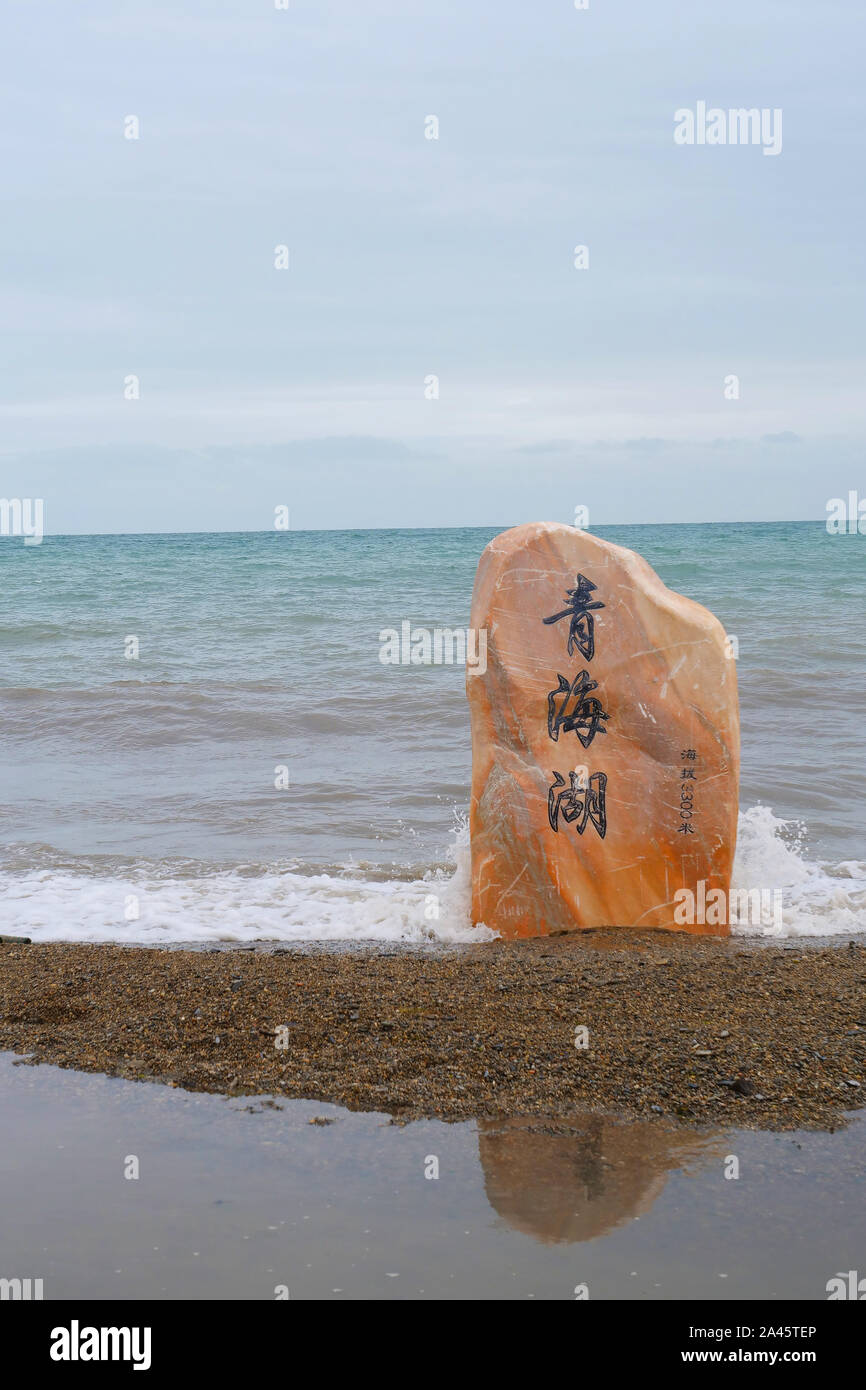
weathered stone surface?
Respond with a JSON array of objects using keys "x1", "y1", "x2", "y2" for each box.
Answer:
[{"x1": 466, "y1": 522, "x2": 739, "y2": 937}]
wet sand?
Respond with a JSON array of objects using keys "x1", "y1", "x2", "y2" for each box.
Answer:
[
  {"x1": 1, "y1": 1053, "x2": 864, "y2": 1299},
  {"x1": 2, "y1": 932, "x2": 865, "y2": 1129}
]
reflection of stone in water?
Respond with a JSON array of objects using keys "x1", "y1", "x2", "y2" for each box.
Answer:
[{"x1": 477, "y1": 1113, "x2": 715, "y2": 1245}]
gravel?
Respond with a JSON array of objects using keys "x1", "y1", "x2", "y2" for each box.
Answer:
[{"x1": 1, "y1": 933, "x2": 865, "y2": 1130}]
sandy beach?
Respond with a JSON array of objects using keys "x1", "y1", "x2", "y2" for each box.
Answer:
[{"x1": 2, "y1": 933, "x2": 864, "y2": 1131}]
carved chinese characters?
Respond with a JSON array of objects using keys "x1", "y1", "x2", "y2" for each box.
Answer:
[{"x1": 466, "y1": 522, "x2": 740, "y2": 937}]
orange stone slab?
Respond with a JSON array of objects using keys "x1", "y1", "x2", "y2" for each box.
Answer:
[{"x1": 466, "y1": 522, "x2": 739, "y2": 937}]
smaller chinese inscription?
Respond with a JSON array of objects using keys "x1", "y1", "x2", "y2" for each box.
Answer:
[{"x1": 678, "y1": 749, "x2": 697, "y2": 834}]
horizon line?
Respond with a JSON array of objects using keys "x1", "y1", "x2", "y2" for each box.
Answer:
[{"x1": 0, "y1": 518, "x2": 828, "y2": 541}]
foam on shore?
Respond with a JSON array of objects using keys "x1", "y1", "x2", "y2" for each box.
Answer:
[{"x1": 0, "y1": 807, "x2": 864, "y2": 944}]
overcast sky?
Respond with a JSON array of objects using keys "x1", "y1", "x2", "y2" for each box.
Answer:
[{"x1": 1, "y1": 0, "x2": 863, "y2": 532}]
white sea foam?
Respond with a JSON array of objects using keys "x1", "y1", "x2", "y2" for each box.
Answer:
[
  {"x1": 0, "y1": 823, "x2": 493, "y2": 946},
  {"x1": 731, "y1": 804, "x2": 866, "y2": 938},
  {"x1": 0, "y1": 809, "x2": 864, "y2": 944}
]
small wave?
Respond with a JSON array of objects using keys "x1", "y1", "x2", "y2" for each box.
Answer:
[
  {"x1": 731, "y1": 804, "x2": 866, "y2": 938},
  {"x1": 0, "y1": 823, "x2": 494, "y2": 946},
  {"x1": 1, "y1": 810, "x2": 863, "y2": 944}
]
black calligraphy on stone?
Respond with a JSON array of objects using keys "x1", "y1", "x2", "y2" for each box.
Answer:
[
  {"x1": 678, "y1": 749, "x2": 697, "y2": 834},
  {"x1": 542, "y1": 573, "x2": 605, "y2": 661},
  {"x1": 547, "y1": 670, "x2": 609, "y2": 747},
  {"x1": 547, "y1": 770, "x2": 608, "y2": 839}
]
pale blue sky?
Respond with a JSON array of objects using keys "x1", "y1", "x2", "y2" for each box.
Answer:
[{"x1": 1, "y1": 0, "x2": 863, "y2": 531}]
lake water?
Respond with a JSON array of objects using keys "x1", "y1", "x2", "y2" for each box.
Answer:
[{"x1": 1, "y1": 522, "x2": 864, "y2": 942}]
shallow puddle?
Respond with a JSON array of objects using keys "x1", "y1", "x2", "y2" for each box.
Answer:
[{"x1": 0, "y1": 1053, "x2": 862, "y2": 1300}]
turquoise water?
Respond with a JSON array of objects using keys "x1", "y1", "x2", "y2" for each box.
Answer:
[{"x1": 0, "y1": 522, "x2": 864, "y2": 941}]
